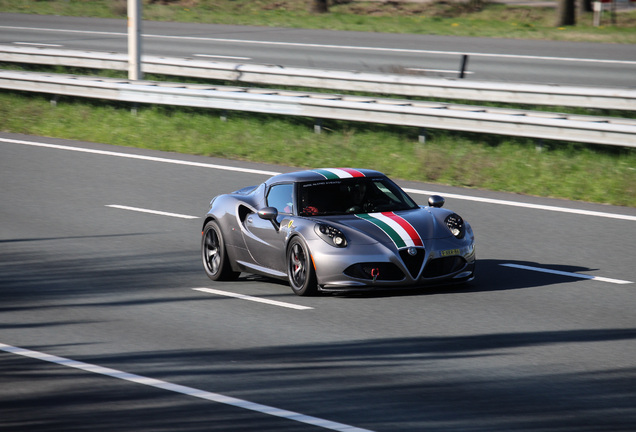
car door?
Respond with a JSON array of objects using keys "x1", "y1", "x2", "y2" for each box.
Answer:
[{"x1": 242, "y1": 183, "x2": 294, "y2": 273}]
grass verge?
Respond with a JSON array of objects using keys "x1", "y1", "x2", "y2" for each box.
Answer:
[
  {"x1": 1, "y1": 90, "x2": 634, "y2": 207},
  {"x1": 1, "y1": 1, "x2": 634, "y2": 207}
]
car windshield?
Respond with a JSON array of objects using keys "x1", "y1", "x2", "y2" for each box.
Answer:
[{"x1": 298, "y1": 177, "x2": 418, "y2": 216}]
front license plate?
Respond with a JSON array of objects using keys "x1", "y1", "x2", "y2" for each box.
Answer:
[{"x1": 441, "y1": 249, "x2": 460, "y2": 257}]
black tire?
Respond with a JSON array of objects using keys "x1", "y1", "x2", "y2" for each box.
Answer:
[
  {"x1": 287, "y1": 237, "x2": 318, "y2": 296},
  {"x1": 202, "y1": 220, "x2": 240, "y2": 281}
]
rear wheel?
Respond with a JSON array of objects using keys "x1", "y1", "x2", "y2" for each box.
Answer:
[
  {"x1": 202, "y1": 220, "x2": 239, "y2": 281},
  {"x1": 287, "y1": 237, "x2": 318, "y2": 296}
]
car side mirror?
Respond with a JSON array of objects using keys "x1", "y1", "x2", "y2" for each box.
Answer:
[
  {"x1": 258, "y1": 207, "x2": 280, "y2": 230},
  {"x1": 428, "y1": 195, "x2": 445, "y2": 208}
]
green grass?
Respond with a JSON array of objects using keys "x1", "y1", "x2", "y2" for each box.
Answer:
[
  {"x1": 1, "y1": 0, "x2": 635, "y2": 43},
  {"x1": 1, "y1": 91, "x2": 634, "y2": 206},
  {"x1": 1, "y1": 1, "x2": 634, "y2": 207}
]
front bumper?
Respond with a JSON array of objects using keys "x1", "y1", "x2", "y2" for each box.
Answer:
[{"x1": 311, "y1": 237, "x2": 476, "y2": 292}]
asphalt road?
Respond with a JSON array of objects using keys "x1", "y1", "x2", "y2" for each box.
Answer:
[
  {"x1": 1, "y1": 13, "x2": 635, "y2": 87},
  {"x1": 1, "y1": 132, "x2": 635, "y2": 431}
]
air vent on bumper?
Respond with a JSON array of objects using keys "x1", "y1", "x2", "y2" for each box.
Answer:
[
  {"x1": 399, "y1": 248, "x2": 425, "y2": 279},
  {"x1": 422, "y1": 256, "x2": 467, "y2": 278}
]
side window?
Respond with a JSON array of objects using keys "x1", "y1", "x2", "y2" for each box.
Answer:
[{"x1": 267, "y1": 183, "x2": 294, "y2": 214}]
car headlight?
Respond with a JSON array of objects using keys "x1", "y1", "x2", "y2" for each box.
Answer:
[
  {"x1": 445, "y1": 213, "x2": 465, "y2": 239},
  {"x1": 315, "y1": 224, "x2": 348, "y2": 248}
]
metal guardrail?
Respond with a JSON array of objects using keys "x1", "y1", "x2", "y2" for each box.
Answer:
[
  {"x1": 1, "y1": 45, "x2": 635, "y2": 111},
  {"x1": 1, "y1": 70, "x2": 634, "y2": 147}
]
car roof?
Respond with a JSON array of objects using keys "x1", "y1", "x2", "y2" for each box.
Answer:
[{"x1": 265, "y1": 168, "x2": 386, "y2": 186}]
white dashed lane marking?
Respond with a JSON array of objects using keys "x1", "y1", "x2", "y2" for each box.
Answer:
[
  {"x1": 500, "y1": 263, "x2": 633, "y2": 285},
  {"x1": 193, "y1": 288, "x2": 313, "y2": 310},
  {"x1": 106, "y1": 205, "x2": 199, "y2": 219}
]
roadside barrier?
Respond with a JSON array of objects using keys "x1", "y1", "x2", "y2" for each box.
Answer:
[
  {"x1": 1, "y1": 45, "x2": 635, "y2": 111},
  {"x1": 1, "y1": 69, "x2": 634, "y2": 147}
]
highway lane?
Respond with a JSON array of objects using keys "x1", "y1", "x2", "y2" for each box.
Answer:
[
  {"x1": 1, "y1": 13, "x2": 635, "y2": 87},
  {"x1": 1, "y1": 132, "x2": 636, "y2": 431}
]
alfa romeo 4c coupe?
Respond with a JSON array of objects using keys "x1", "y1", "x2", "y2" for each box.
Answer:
[{"x1": 202, "y1": 168, "x2": 475, "y2": 295}]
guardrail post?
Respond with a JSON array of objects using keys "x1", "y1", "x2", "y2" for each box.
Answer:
[
  {"x1": 593, "y1": 1, "x2": 602, "y2": 26},
  {"x1": 419, "y1": 127, "x2": 427, "y2": 144},
  {"x1": 128, "y1": 0, "x2": 142, "y2": 81},
  {"x1": 459, "y1": 55, "x2": 469, "y2": 79},
  {"x1": 314, "y1": 119, "x2": 323, "y2": 134}
]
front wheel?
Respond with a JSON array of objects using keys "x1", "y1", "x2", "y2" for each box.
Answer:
[
  {"x1": 287, "y1": 237, "x2": 318, "y2": 296},
  {"x1": 202, "y1": 220, "x2": 240, "y2": 281}
]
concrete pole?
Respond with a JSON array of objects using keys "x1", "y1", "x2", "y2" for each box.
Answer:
[{"x1": 128, "y1": 0, "x2": 142, "y2": 81}]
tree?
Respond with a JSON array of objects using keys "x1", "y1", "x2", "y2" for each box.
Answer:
[
  {"x1": 555, "y1": 0, "x2": 576, "y2": 26},
  {"x1": 579, "y1": 0, "x2": 593, "y2": 13},
  {"x1": 310, "y1": 0, "x2": 329, "y2": 13}
]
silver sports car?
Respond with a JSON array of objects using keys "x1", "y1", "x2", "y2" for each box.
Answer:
[{"x1": 201, "y1": 168, "x2": 475, "y2": 296}]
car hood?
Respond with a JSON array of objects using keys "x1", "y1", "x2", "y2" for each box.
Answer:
[{"x1": 326, "y1": 207, "x2": 454, "y2": 247}]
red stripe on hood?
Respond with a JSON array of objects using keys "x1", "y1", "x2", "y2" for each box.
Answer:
[{"x1": 381, "y1": 212, "x2": 423, "y2": 247}]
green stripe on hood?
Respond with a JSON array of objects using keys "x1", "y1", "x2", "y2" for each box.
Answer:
[{"x1": 356, "y1": 213, "x2": 407, "y2": 248}]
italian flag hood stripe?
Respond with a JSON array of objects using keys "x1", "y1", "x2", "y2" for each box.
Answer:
[
  {"x1": 313, "y1": 168, "x2": 366, "y2": 179},
  {"x1": 356, "y1": 212, "x2": 423, "y2": 249}
]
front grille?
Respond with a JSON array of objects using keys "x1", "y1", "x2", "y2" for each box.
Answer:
[
  {"x1": 399, "y1": 248, "x2": 425, "y2": 278},
  {"x1": 422, "y1": 256, "x2": 466, "y2": 278},
  {"x1": 344, "y1": 263, "x2": 404, "y2": 281}
]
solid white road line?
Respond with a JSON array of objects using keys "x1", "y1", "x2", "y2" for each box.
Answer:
[
  {"x1": 4, "y1": 137, "x2": 635, "y2": 222},
  {"x1": 500, "y1": 263, "x2": 633, "y2": 284},
  {"x1": 2, "y1": 25, "x2": 635, "y2": 66},
  {"x1": 193, "y1": 287, "x2": 314, "y2": 310},
  {"x1": 404, "y1": 188, "x2": 636, "y2": 222},
  {"x1": 1, "y1": 138, "x2": 280, "y2": 176},
  {"x1": 0, "y1": 343, "x2": 371, "y2": 432},
  {"x1": 106, "y1": 205, "x2": 199, "y2": 219}
]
